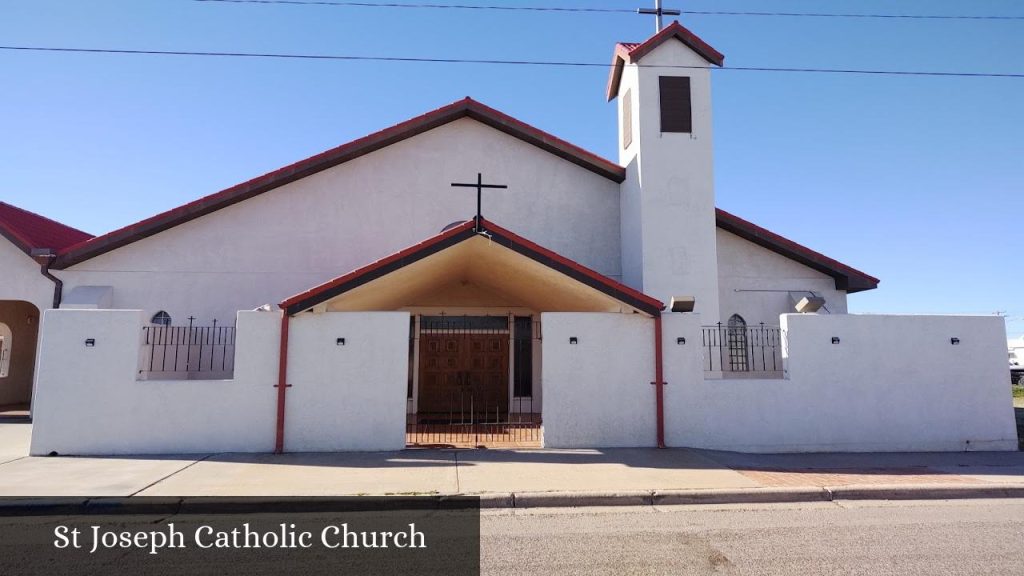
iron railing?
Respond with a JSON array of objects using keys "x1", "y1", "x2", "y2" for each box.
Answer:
[
  {"x1": 407, "y1": 315, "x2": 542, "y2": 447},
  {"x1": 406, "y1": 392, "x2": 541, "y2": 448},
  {"x1": 139, "y1": 320, "x2": 236, "y2": 379},
  {"x1": 701, "y1": 323, "x2": 784, "y2": 375}
]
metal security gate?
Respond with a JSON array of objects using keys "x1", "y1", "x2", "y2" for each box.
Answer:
[{"x1": 406, "y1": 315, "x2": 541, "y2": 448}]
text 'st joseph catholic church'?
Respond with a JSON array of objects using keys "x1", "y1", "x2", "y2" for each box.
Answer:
[{"x1": 0, "y1": 22, "x2": 1017, "y2": 455}]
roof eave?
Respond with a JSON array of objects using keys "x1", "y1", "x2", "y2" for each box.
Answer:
[
  {"x1": 715, "y1": 209, "x2": 880, "y2": 294},
  {"x1": 280, "y1": 218, "x2": 664, "y2": 317}
]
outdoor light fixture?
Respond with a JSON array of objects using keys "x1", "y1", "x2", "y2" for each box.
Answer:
[
  {"x1": 670, "y1": 296, "x2": 696, "y2": 313},
  {"x1": 569, "y1": 337, "x2": 578, "y2": 345},
  {"x1": 794, "y1": 295, "x2": 826, "y2": 314},
  {"x1": 336, "y1": 338, "x2": 346, "y2": 346},
  {"x1": 831, "y1": 337, "x2": 841, "y2": 344},
  {"x1": 677, "y1": 337, "x2": 686, "y2": 345},
  {"x1": 951, "y1": 338, "x2": 960, "y2": 345},
  {"x1": 84, "y1": 339, "x2": 95, "y2": 347}
]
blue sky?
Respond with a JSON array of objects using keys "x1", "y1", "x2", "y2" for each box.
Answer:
[{"x1": 2, "y1": 0, "x2": 1022, "y2": 337}]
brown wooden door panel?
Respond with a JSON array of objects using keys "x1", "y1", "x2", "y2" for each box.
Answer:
[{"x1": 419, "y1": 333, "x2": 509, "y2": 418}]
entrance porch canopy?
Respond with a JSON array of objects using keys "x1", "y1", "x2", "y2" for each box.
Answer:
[{"x1": 279, "y1": 218, "x2": 664, "y2": 316}]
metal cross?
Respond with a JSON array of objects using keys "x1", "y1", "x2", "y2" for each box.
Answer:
[
  {"x1": 451, "y1": 173, "x2": 508, "y2": 231},
  {"x1": 637, "y1": 0, "x2": 681, "y2": 33}
]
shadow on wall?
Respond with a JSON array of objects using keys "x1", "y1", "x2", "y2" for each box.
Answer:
[
  {"x1": 1016, "y1": 407, "x2": 1023, "y2": 451},
  {"x1": 0, "y1": 300, "x2": 40, "y2": 408}
]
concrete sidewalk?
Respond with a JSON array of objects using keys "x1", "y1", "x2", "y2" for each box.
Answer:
[{"x1": 1, "y1": 422, "x2": 1023, "y2": 506}]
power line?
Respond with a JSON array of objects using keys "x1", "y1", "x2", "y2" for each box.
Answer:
[
  {"x1": 193, "y1": 0, "x2": 1024, "y2": 21},
  {"x1": 2, "y1": 45, "x2": 1023, "y2": 79}
]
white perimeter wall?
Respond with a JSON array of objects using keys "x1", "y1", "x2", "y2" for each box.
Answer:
[
  {"x1": 664, "y1": 313, "x2": 1018, "y2": 452},
  {"x1": 541, "y1": 312, "x2": 657, "y2": 448},
  {"x1": 30, "y1": 310, "x2": 410, "y2": 455},
  {"x1": 284, "y1": 312, "x2": 409, "y2": 452},
  {"x1": 30, "y1": 310, "x2": 280, "y2": 455}
]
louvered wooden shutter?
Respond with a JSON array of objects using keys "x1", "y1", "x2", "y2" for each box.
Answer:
[
  {"x1": 659, "y1": 76, "x2": 692, "y2": 133},
  {"x1": 623, "y1": 89, "x2": 633, "y2": 149}
]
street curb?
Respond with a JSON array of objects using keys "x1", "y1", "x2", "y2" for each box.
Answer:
[
  {"x1": 652, "y1": 487, "x2": 828, "y2": 506},
  {"x1": 2, "y1": 484, "x2": 1024, "y2": 515},
  {"x1": 512, "y1": 491, "x2": 653, "y2": 508},
  {"x1": 825, "y1": 483, "x2": 1024, "y2": 501}
]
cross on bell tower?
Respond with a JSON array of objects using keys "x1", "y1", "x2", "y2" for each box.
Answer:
[
  {"x1": 450, "y1": 173, "x2": 508, "y2": 232},
  {"x1": 637, "y1": 0, "x2": 681, "y2": 33}
]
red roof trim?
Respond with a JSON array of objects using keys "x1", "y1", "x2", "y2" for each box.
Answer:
[
  {"x1": 280, "y1": 217, "x2": 665, "y2": 316},
  {"x1": 479, "y1": 219, "x2": 665, "y2": 312},
  {"x1": 54, "y1": 98, "x2": 625, "y2": 269},
  {"x1": 280, "y1": 220, "x2": 478, "y2": 313},
  {"x1": 0, "y1": 201, "x2": 93, "y2": 256},
  {"x1": 607, "y1": 21, "x2": 725, "y2": 101},
  {"x1": 716, "y1": 208, "x2": 879, "y2": 293}
]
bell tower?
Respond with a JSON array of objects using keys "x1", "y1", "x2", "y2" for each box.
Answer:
[{"x1": 608, "y1": 22, "x2": 724, "y2": 321}]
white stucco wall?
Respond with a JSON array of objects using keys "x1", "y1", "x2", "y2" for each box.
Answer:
[
  {"x1": 284, "y1": 312, "x2": 409, "y2": 452},
  {"x1": 30, "y1": 309, "x2": 280, "y2": 455},
  {"x1": 616, "y1": 41, "x2": 721, "y2": 320},
  {"x1": 541, "y1": 312, "x2": 657, "y2": 448},
  {"x1": 58, "y1": 117, "x2": 622, "y2": 325},
  {"x1": 663, "y1": 313, "x2": 1018, "y2": 452},
  {"x1": 716, "y1": 229, "x2": 849, "y2": 326},
  {"x1": 0, "y1": 239, "x2": 51, "y2": 313}
]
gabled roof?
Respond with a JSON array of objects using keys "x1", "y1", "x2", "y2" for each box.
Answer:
[
  {"x1": 279, "y1": 218, "x2": 666, "y2": 316},
  {"x1": 0, "y1": 201, "x2": 92, "y2": 256},
  {"x1": 53, "y1": 98, "x2": 626, "y2": 269},
  {"x1": 607, "y1": 21, "x2": 725, "y2": 101},
  {"x1": 716, "y1": 208, "x2": 879, "y2": 293}
]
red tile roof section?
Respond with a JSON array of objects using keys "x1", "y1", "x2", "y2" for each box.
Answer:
[
  {"x1": 716, "y1": 208, "x2": 879, "y2": 293},
  {"x1": 0, "y1": 201, "x2": 93, "y2": 256},
  {"x1": 280, "y1": 217, "x2": 665, "y2": 315},
  {"x1": 54, "y1": 98, "x2": 626, "y2": 269},
  {"x1": 607, "y1": 21, "x2": 725, "y2": 101}
]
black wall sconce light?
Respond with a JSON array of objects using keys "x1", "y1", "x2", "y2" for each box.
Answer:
[
  {"x1": 677, "y1": 337, "x2": 686, "y2": 345},
  {"x1": 831, "y1": 337, "x2": 841, "y2": 345},
  {"x1": 84, "y1": 339, "x2": 95, "y2": 347},
  {"x1": 569, "y1": 337, "x2": 578, "y2": 345},
  {"x1": 336, "y1": 338, "x2": 346, "y2": 346},
  {"x1": 950, "y1": 337, "x2": 960, "y2": 345}
]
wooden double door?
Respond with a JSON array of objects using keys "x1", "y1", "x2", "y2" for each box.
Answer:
[{"x1": 418, "y1": 333, "x2": 509, "y2": 420}]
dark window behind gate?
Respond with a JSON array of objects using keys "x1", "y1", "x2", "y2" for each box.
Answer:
[
  {"x1": 407, "y1": 315, "x2": 542, "y2": 448},
  {"x1": 701, "y1": 321, "x2": 784, "y2": 376},
  {"x1": 139, "y1": 321, "x2": 236, "y2": 379}
]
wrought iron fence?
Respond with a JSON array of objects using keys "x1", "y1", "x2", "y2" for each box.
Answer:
[
  {"x1": 406, "y1": 315, "x2": 542, "y2": 447},
  {"x1": 406, "y1": 393, "x2": 541, "y2": 448},
  {"x1": 701, "y1": 323, "x2": 784, "y2": 375},
  {"x1": 139, "y1": 320, "x2": 236, "y2": 379}
]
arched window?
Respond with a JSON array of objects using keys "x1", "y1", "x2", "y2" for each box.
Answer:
[
  {"x1": 151, "y1": 311, "x2": 172, "y2": 326},
  {"x1": 727, "y1": 314, "x2": 749, "y2": 372},
  {"x1": 0, "y1": 322, "x2": 11, "y2": 378}
]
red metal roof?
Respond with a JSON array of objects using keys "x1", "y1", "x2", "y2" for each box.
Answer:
[
  {"x1": 716, "y1": 208, "x2": 879, "y2": 293},
  {"x1": 0, "y1": 201, "x2": 92, "y2": 256},
  {"x1": 280, "y1": 217, "x2": 666, "y2": 316},
  {"x1": 54, "y1": 98, "x2": 626, "y2": 269},
  {"x1": 607, "y1": 21, "x2": 725, "y2": 101}
]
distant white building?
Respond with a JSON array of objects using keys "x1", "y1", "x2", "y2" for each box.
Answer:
[
  {"x1": 0, "y1": 22, "x2": 1017, "y2": 455},
  {"x1": 1010, "y1": 337, "x2": 1024, "y2": 384}
]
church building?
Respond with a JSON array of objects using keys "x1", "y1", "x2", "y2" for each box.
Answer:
[{"x1": 1, "y1": 23, "x2": 1016, "y2": 455}]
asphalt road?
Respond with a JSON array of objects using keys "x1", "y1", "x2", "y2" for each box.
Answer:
[{"x1": 480, "y1": 499, "x2": 1024, "y2": 576}]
